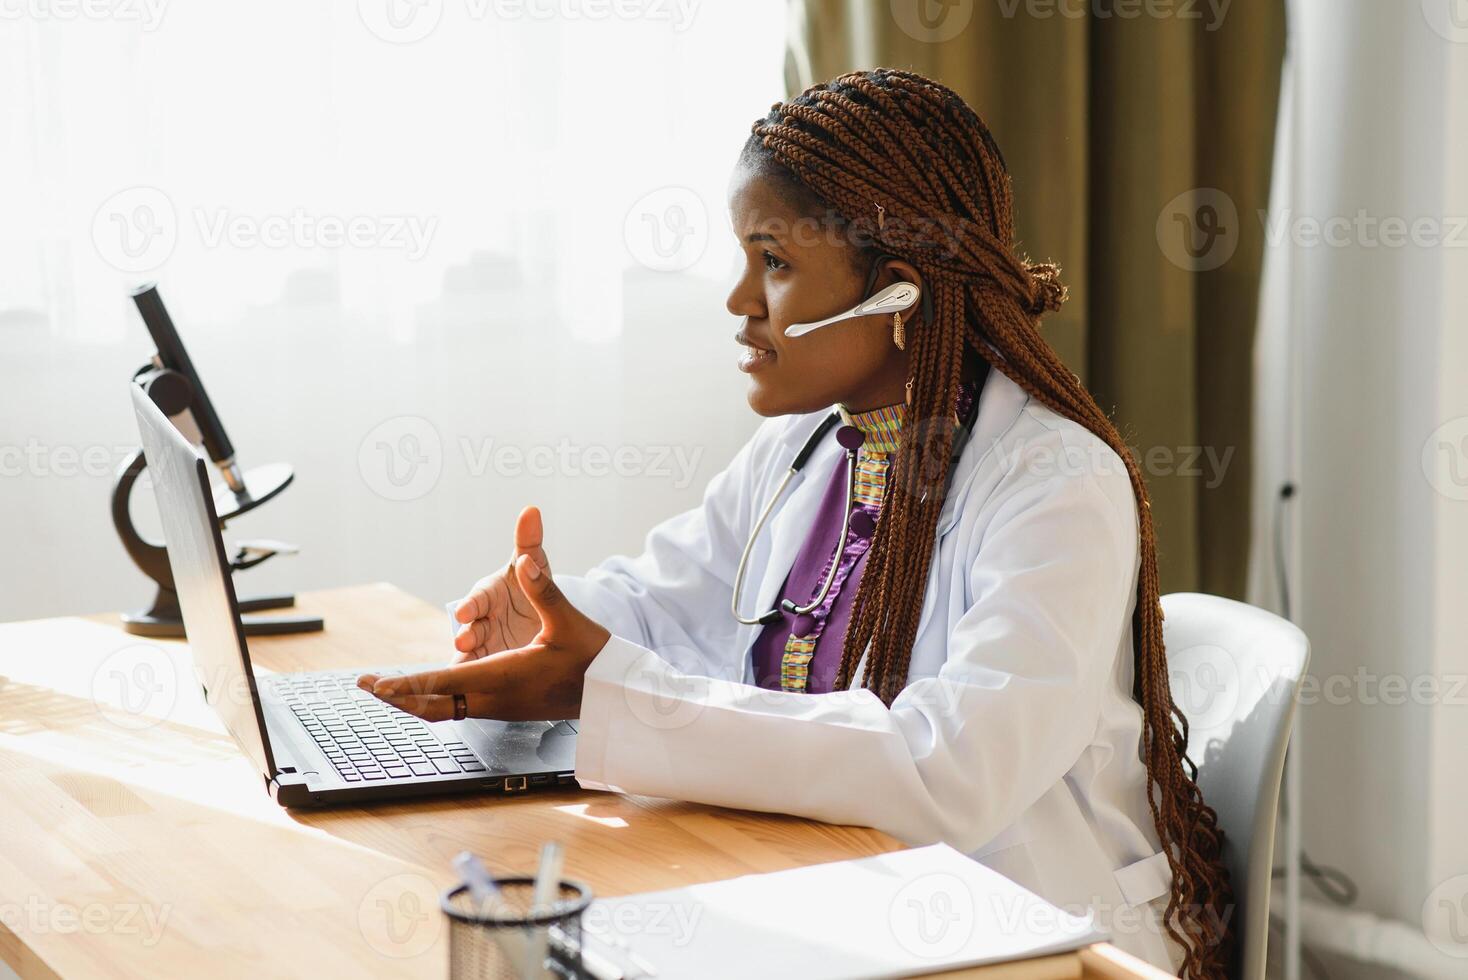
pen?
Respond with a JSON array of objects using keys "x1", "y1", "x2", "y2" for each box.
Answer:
[
  {"x1": 531, "y1": 841, "x2": 564, "y2": 910},
  {"x1": 526, "y1": 842, "x2": 566, "y2": 980},
  {"x1": 453, "y1": 850, "x2": 501, "y2": 917},
  {"x1": 455, "y1": 851, "x2": 537, "y2": 975}
]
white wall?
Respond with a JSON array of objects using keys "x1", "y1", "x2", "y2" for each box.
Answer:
[
  {"x1": 0, "y1": 2, "x2": 786, "y2": 624},
  {"x1": 1424, "y1": 0, "x2": 1468, "y2": 942},
  {"x1": 1252, "y1": 0, "x2": 1468, "y2": 972}
]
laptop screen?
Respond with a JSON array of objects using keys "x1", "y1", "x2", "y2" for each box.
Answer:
[{"x1": 129, "y1": 383, "x2": 278, "y2": 779}]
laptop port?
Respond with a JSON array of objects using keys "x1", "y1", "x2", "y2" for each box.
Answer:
[
  {"x1": 504, "y1": 776, "x2": 528, "y2": 792},
  {"x1": 530, "y1": 774, "x2": 551, "y2": 786}
]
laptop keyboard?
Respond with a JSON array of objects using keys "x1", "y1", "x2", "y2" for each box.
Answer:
[{"x1": 271, "y1": 671, "x2": 488, "y2": 782}]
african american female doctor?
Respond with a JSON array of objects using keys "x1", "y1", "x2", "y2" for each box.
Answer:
[{"x1": 358, "y1": 69, "x2": 1234, "y2": 978}]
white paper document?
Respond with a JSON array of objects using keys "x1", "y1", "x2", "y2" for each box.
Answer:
[{"x1": 584, "y1": 843, "x2": 1108, "y2": 979}]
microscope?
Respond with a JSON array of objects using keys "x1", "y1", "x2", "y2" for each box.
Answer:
[{"x1": 114, "y1": 284, "x2": 323, "y2": 637}]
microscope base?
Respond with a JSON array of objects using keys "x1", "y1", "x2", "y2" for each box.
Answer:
[{"x1": 121, "y1": 591, "x2": 324, "y2": 638}]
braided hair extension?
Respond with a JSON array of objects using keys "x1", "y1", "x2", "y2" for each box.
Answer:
[{"x1": 742, "y1": 69, "x2": 1234, "y2": 979}]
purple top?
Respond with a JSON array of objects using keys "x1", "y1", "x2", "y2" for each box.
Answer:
[
  {"x1": 749, "y1": 455, "x2": 879, "y2": 693},
  {"x1": 749, "y1": 380, "x2": 980, "y2": 695}
]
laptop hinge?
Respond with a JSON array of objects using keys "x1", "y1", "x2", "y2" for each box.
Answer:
[{"x1": 268, "y1": 770, "x2": 312, "y2": 807}]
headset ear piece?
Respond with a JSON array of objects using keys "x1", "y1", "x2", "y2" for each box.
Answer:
[
  {"x1": 783, "y1": 281, "x2": 922, "y2": 338},
  {"x1": 869, "y1": 254, "x2": 926, "y2": 325},
  {"x1": 853, "y1": 281, "x2": 920, "y2": 318}
]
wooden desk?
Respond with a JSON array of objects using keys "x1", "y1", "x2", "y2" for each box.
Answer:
[{"x1": 0, "y1": 584, "x2": 1167, "y2": 979}]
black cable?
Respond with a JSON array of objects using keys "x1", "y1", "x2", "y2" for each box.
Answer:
[
  {"x1": 1274, "y1": 482, "x2": 1295, "y2": 622},
  {"x1": 1271, "y1": 850, "x2": 1358, "y2": 906}
]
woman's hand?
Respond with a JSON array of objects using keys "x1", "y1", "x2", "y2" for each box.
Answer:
[
  {"x1": 450, "y1": 506, "x2": 550, "y2": 662},
  {"x1": 357, "y1": 548, "x2": 611, "y2": 721}
]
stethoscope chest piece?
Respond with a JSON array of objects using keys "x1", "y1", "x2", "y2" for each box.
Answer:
[{"x1": 729, "y1": 363, "x2": 988, "y2": 630}]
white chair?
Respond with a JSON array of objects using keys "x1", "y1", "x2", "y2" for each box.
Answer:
[{"x1": 1160, "y1": 593, "x2": 1310, "y2": 980}]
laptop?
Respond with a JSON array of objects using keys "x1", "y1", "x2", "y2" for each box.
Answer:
[{"x1": 129, "y1": 383, "x2": 577, "y2": 807}]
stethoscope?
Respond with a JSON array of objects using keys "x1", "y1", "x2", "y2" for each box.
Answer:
[{"x1": 730, "y1": 264, "x2": 988, "y2": 627}]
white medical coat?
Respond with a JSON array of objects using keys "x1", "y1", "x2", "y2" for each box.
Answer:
[{"x1": 559, "y1": 367, "x2": 1185, "y2": 973}]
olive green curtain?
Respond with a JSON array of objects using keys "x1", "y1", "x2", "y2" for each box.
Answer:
[{"x1": 783, "y1": 0, "x2": 1285, "y2": 598}]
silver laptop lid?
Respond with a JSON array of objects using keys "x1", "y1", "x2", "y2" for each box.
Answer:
[{"x1": 129, "y1": 382, "x2": 279, "y2": 780}]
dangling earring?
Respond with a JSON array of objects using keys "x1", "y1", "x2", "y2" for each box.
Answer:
[
  {"x1": 892, "y1": 311, "x2": 905, "y2": 351},
  {"x1": 904, "y1": 379, "x2": 913, "y2": 409}
]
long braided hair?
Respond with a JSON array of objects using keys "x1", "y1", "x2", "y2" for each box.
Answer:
[{"x1": 744, "y1": 68, "x2": 1234, "y2": 979}]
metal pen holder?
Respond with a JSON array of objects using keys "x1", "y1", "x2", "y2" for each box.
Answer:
[{"x1": 443, "y1": 878, "x2": 593, "y2": 980}]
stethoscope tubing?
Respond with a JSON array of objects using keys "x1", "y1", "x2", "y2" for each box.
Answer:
[
  {"x1": 730, "y1": 412, "x2": 842, "y2": 626},
  {"x1": 780, "y1": 443, "x2": 857, "y2": 618},
  {"x1": 728, "y1": 362, "x2": 988, "y2": 630}
]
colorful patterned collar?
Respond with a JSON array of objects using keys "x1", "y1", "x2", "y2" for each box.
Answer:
[
  {"x1": 837, "y1": 402, "x2": 904, "y2": 454},
  {"x1": 836, "y1": 378, "x2": 982, "y2": 456}
]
